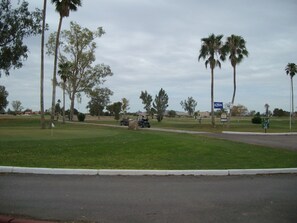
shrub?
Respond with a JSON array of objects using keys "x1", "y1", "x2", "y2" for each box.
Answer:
[
  {"x1": 251, "y1": 115, "x2": 262, "y2": 124},
  {"x1": 167, "y1": 110, "x2": 176, "y2": 118},
  {"x1": 77, "y1": 113, "x2": 86, "y2": 122}
]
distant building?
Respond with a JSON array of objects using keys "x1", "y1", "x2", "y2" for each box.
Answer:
[
  {"x1": 174, "y1": 111, "x2": 189, "y2": 117},
  {"x1": 199, "y1": 111, "x2": 210, "y2": 118},
  {"x1": 23, "y1": 109, "x2": 33, "y2": 115}
]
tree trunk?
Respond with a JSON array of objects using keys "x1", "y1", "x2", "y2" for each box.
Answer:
[
  {"x1": 292, "y1": 77, "x2": 294, "y2": 118},
  {"x1": 229, "y1": 65, "x2": 237, "y2": 127},
  {"x1": 231, "y1": 65, "x2": 236, "y2": 105},
  {"x1": 211, "y1": 68, "x2": 215, "y2": 127},
  {"x1": 291, "y1": 77, "x2": 294, "y2": 127},
  {"x1": 62, "y1": 81, "x2": 66, "y2": 123},
  {"x1": 70, "y1": 92, "x2": 75, "y2": 121},
  {"x1": 40, "y1": 0, "x2": 46, "y2": 129},
  {"x1": 50, "y1": 16, "x2": 63, "y2": 126}
]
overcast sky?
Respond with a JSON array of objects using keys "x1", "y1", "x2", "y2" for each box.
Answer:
[{"x1": 1, "y1": 0, "x2": 297, "y2": 113}]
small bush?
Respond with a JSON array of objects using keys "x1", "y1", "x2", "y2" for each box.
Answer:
[
  {"x1": 77, "y1": 113, "x2": 86, "y2": 122},
  {"x1": 251, "y1": 116, "x2": 262, "y2": 124}
]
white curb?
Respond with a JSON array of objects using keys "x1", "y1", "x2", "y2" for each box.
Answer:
[
  {"x1": 0, "y1": 166, "x2": 98, "y2": 175},
  {"x1": 228, "y1": 168, "x2": 297, "y2": 175},
  {"x1": 98, "y1": 169, "x2": 229, "y2": 176},
  {"x1": 1, "y1": 166, "x2": 297, "y2": 176}
]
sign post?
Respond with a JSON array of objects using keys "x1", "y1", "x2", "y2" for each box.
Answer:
[
  {"x1": 221, "y1": 113, "x2": 228, "y2": 123},
  {"x1": 262, "y1": 118, "x2": 270, "y2": 133}
]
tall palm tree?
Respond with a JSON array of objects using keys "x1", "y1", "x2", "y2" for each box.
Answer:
[
  {"x1": 40, "y1": 0, "x2": 47, "y2": 129},
  {"x1": 264, "y1": 103, "x2": 270, "y2": 117},
  {"x1": 58, "y1": 60, "x2": 72, "y2": 124},
  {"x1": 285, "y1": 63, "x2": 296, "y2": 131},
  {"x1": 224, "y1": 35, "x2": 248, "y2": 105},
  {"x1": 198, "y1": 34, "x2": 225, "y2": 127},
  {"x1": 50, "y1": 0, "x2": 82, "y2": 126}
]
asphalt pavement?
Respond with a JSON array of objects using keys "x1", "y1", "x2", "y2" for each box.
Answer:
[
  {"x1": 1, "y1": 174, "x2": 297, "y2": 223},
  {"x1": 206, "y1": 133, "x2": 297, "y2": 151}
]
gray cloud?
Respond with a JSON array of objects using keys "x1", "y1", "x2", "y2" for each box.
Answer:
[{"x1": 2, "y1": 0, "x2": 297, "y2": 114}]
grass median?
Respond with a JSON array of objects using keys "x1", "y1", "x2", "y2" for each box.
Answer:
[{"x1": 0, "y1": 116, "x2": 297, "y2": 170}]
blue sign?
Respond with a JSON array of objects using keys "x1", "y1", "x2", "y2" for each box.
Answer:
[{"x1": 214, "y1": 102, "x2": 223, "y2": 109}]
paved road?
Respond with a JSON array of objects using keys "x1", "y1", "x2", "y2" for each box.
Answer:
[
  {"x1": 207, "y1": 133, "x2": 297, "y2": 151},
  {"x1": 1, "y1": 174, "x2": 297, "y2": 223}
]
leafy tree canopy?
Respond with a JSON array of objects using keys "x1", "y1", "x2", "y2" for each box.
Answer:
[
  {"x1": 167, "y1": 110, "x2": 176, "y2": 118},
  {"x1": 0, "y1": 0, "x2": 43, "y2": 76},
  {"x1": 273, "y1": 108, "x2": 290, "y2": 117},
  {"x1": 47, "y1": 21, "x2": 112, "y2": 120},
  {"x1": 11, "y1": 100, "x2": 23, "y2": 114},
  {"x1": 231, "y1": 104, "x2": 248, "y2": 116},
  {"x1": 0, "y1": 85, "x2": 9, "y2": 112},
  {"x1": 153, "y1": 88, "x2": 169, "y2": 122},
  {"x1": 180, "y1": 96, "x2": 197, "y2": 116},
  {"x1": 140, "y1": 90, "x2": 152, "y2": 115},
  {"x1": 121, "y1": 98, "x2": 130, "y2": 115},
  {"x1": 107, "y1": 102, "x2": 122, "y2": 120},
  {"x1": 87, "y1": 87, "x2": 113, "y2": 117}
]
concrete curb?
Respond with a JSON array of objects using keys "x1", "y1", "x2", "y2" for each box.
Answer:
[
  {"x1": 0, "y1": 166, "x2": 98, "y2": 175},
  {"x1": 1, "y1": 166, "x2": 297, "y2": 176},
  {"x1": 98, "y1": 169, "x2": 229, "y2": 176}
]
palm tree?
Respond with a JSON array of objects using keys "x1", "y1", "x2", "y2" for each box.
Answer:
[
  {"x1": 58, "y1": 60, "x2": 72, "y2": 123},
  {"x1": 198, "y1": 34, "x2": 225, "y2": 126},
  {"x1": 224, "y1": 35, "x2": 248, "y2": 105},
  {"x1": 40, "y1": 0, "x2": 47, "y2": 129},
  {"x1": 264, "y1": 103, "x2": 270, "y2": 117},
  {"x1": 50, "y1": 0, "x2": 82, "y2": 126},
  {"x1": 285, "y1": 63, "x2": 296, "y2": 131}
]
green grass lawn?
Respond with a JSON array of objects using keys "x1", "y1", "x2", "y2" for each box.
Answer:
[
  {"x1": 0, "y1": 116, "x2": 296, "y2": 170},
  {"x1": 87, "y1": 115, "x2": 297, "y2": 133}
]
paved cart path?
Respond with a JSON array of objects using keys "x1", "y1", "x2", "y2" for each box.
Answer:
[
  {"x1": 73, "y1": 122, "x2": 297, "y2": 151},
  {"x1": 206, "y1": 133, "x2": 297, "y2": 151},
  {"x1": 146, "y1": 127, "x2": 297, "y2": 151}
]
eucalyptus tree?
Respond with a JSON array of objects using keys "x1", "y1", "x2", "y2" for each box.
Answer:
[
  {"x1": 107, "y1": 102, "x2": 122, "y2": 120},
  {"x1": 12, "y1": 100, "x2": 23, "y2": 114},
  {"x1": 198, "y1": 34, "x2": 225, "y2": 126},
  {"x1": 47, "y1": 22, "x2": 112, "y2": 121},
  {"x1": 87, "y1": 87, "x2": 113, "y2": 119},
  {"x1": 223, "y1": 35, "x2": 248, "y2": 104},
  {"x1": 153, "y1": 88, "x2": 169, "y2": 122},
  {"x1": 40, "y1": 0, "x2": 47, "y2": 129},
  {"x1": 140, "y1": 90, "x2": 153, "y2": 116},
  {"x1": 285, "y1": 63, "x2": 296, "y2": 130},
  {"x1": 121, "y1": 98, "x2": 130, "y2": 117},
  {"x1": 50, "y1": 0, "x2": 82, "y2": 125},
  {"x1": 0, "y1": 0, "x2": 43, "y2": 76},
  {"x1": 180, "y1": 96, "x2": 197, "y2": 116},
  {"x1": 0, "y1": 85, "x2": 9, "y2": 112}
]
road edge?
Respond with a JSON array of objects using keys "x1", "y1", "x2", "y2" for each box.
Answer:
[
  {"x1": 1, "y1": 166, "x2": 297, "y2": 176},
  {"x1": 222, "y1": 131, "x2": 297, "y2": 135}
]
